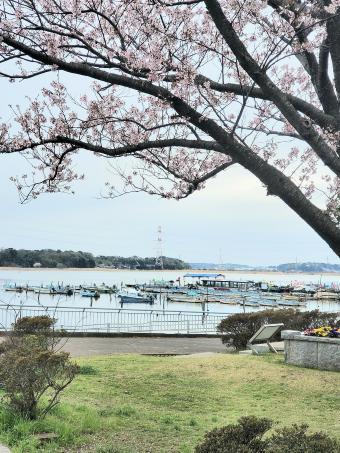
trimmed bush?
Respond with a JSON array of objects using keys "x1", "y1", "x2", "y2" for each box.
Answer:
[
  {"x1": 196, "y1": 417, "x2": 340, "y2": 453},
  {"x1": 217, "y1": 309, "x2": 340, "y2": 350},
  {"x1": 195, "y1": 416, "x2": 271, "y2": 453}
]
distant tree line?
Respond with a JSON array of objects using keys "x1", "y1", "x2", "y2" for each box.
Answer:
[
  {"x1": 276, "y1": 262, "x2": 340, "y2": 273},
  {"x1": 0, "y1": 248, "x2": 95, "y2": 268},
  {"x1": 0, "y1": 248, "x2": 188, "y2": 270},
  {"x1": 95, "y1": 255, "x2": 188, "y2": 270}
]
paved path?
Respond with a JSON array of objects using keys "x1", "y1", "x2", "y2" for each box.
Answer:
[
  {"x1": 58, "y1": 336, "x2": 226, "y2": 357},
  {"x1": 0, "y1": 445, "x2": 11, "y2": 452}
]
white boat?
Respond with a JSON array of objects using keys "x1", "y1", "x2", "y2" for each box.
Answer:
[
  {"x1": 33, "y1": 287, "x2": 52, "y2": 294},
  {"x1": 4, "y1": 285, "x2": 23, "y2": 292},
  {"x1": 314, "y1": 290, "x2": 340, "y2": 300},
  {"x1": 167, "y1": 295, "x2": 204, "y2": 304}
]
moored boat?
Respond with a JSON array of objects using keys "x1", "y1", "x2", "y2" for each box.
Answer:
[
  {"x1": 314, "y1": 290, "x2": 340, "y2": 300},
  {"x1": 81, "y1": 290, "x2": 100, "y2": 298},
  {"x1": 118, "y1": 293, "x2": 155, "y2": 304},
  {"x1": 82, "y1": 283, "x2": 117, "y2": 294},
  {"x1": 4, "y1": 284, "x2": 24, "y2": 292}
]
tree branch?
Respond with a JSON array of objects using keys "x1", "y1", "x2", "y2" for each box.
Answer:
[
  {"x1": 195, "y1": 76, "x2": 337, "y2": 130},
  {"x1": 203, "y1": 0, "x2": 340, "y2": 178}
]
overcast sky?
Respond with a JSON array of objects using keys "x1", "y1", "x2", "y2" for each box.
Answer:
[{"x1": 0, "y1": 76, "x2": 339, "y2": 266}]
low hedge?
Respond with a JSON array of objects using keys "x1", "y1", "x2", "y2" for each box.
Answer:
[{"x1": 217, "y1": 309, "x2": 340, "y2": 350}]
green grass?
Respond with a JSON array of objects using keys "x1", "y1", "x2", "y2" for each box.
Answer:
[{"x1": 0, "y1": 353, "x2": 339, "y2": 452}]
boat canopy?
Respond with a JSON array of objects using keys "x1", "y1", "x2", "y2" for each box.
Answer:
[{"x1": 183, "y1": 273, "x2": 225, "y2": 279}]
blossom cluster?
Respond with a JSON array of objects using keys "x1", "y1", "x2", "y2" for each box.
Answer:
[
  {"x1": 303, "y1": 326, "x2": 340, "y2": 338},
  {"x1": 0, "y1": 0, "x2": 338, "y2": 219}
]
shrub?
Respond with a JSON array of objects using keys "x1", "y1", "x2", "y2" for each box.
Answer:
[
  {"x1": 266, "y1": 424, "x2": 340, "y2": 452},
  {"x1": 13, "y1": 315, "x2": 56, "y2": 334},
  {"x1": 0, "y1": 316, "x2": 78, "y2": 420},
  {"x1": 78, "y1": 365, "x2": 98, "y2": 375},
  {"x1": 195, "y1": 416, "x2": 272, "y2": 453},
  {"x1": 217, "y1": 309, "x2": 340, "y2": 350},
  {"x1": 196, "y1": 417, "x2": 340, "y2": 453}
]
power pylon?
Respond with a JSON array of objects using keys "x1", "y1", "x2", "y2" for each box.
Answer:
[{"x1": 155, "y1": 226, "x2": 164, "y2": 269}]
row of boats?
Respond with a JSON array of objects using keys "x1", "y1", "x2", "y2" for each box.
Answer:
[
  {"x1": 121, "y1": 276, "x2": 340, "y2": 306},
  {"x1": 2, "y1": 276, "x2": 340, "y2": 308},
  {"x1": 126, "y1": 280, "x2": 340, "y2": 302},
  {"x1": 119, "y1": 288, "x2": 308, "y2": 308},
  {"x1": 3, "y1": 283, "x2": 118, "y2": 298}
]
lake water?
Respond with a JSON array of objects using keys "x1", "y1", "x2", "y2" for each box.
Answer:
[{"x1": 1, "y1": 268, "x2": 340, "y2": 315}]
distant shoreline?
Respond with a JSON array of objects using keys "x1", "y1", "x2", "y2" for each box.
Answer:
[{"x1": 0, "y1": 267, "x2": 340, "y2": 276}]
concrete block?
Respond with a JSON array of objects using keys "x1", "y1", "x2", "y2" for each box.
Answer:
[
  {"x1": 317, "y1": 342, "x2": 340, "y2": 371},
  {"x1": 250, "y1": 343, "x2": 270, "y2": 354},
  {"x1": 284, "y1": 336, "x2": 340, "y2": 371},
  {"x1": 281, "y1": 330, "x2": 301, "y2": 339}
]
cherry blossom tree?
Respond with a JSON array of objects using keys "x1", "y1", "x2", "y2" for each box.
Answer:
[{"x1": 0, "y1": 0, "x2": 339, "y2": 256}]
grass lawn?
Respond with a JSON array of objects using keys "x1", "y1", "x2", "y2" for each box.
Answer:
[{"x1": 0, "y1": 353, "x2": 339, "y2": 452}]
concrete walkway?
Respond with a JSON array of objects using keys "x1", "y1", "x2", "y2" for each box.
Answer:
[
  {"x1": 0, "y1": 445, "x2": 11, "y2": 452},
  {"x1": 58, "y1": 336, "x2": 226, "y2": 357}
]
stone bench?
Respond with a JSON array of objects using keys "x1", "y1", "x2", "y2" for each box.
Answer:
[{"x1": 282, "y1": 330, "x2": 340, "y2": 371}]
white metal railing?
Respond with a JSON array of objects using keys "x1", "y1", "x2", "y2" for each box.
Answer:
[{"x1": 0, "y1": 305, "x2": 228, "y2": 335}]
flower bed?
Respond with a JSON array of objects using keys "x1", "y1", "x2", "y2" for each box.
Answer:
[{"x1": 303, "y1": 326, "x2": 340, "y2": 338}]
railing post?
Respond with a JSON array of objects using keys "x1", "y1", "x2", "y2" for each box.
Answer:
[
  {"x1": 107, "y1": 323, "x2": 110, "y2": 333},
  {"x1": 117, "y1": 310, "x2": 121, "y2": 333},
  {"x1": 149, "y1": 311, "x2": 153, "y2": 333}
]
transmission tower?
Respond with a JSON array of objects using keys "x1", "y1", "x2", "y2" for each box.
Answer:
[{"x1": 155, "y1": 225, "x2": 164, "y2": 269}]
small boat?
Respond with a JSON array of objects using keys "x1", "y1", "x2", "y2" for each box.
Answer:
[
  {"x1": 4, "y1": 285, "x2": 24, "y2": 293},
  {"x1": 263, "y1": 285, "x2": 294, "y2": 294},
  {"x1": 282, "y1": 294, "x2": 308, "y2": 301},
  {"x1": 81, "y1": 290, "x2": 100, "y2": 298},
  {"x1": 217, "y1": 298, "x2": 240, "y2": 305},
  {"x1": 97, "y1": 284, "x2": 118, "y2": 294},
  {"x1": 139, "y1": 280, "x2": 177, "y2": 292},
  {"x1": 82, "y1": 284, "x2": 117, "y2": 294},
  {"x1": 276, "y1": 299, "x2": 306, "y2": 307},
  {"x1": 259, "y1": 299, "x2": 277, "y2": 308},
  {"x1": 163, "y1": 286, "x2": 190, "y2": 294},
  {"x1": 242, "y1": 300, "x2": 261, "y2": 307},
  {"x1": 292, "y1": 285, "x2": 316, "y2": 296},
  {"x1": 32, "y1": 284, "x2": 73, "y2": 296},
  {"x1": 314, "y1": 290, "x2": 340, "y2": 301},
  {"x1": 167, "y1": 295, "x2": 203, "y2": 303},
  {"x1": 34, "y1": 287, "x2": 53, "y2": 295},
  {"x1": 48, "y1": 285, "x2": 74, "y2": 296},
  {"x1": 118, "y1": 293, "x2": 155, "y2": 304}
]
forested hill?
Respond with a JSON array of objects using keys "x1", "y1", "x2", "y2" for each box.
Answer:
[
  {"x1": 0, "y1": 248, "x2": 188, "y2": 270},
  {"x1": 190, "y1": 262, "x2": 340, "y2": 272},
  {"x1": 0, "y1": 249, "x2": 95, "y2": 268},
  {"x1": 276, "y1": 262, "x2": 340, "y2": 272},
  {"x1": 95, "y1": 255, "x2": 187, "y2": 270}
]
